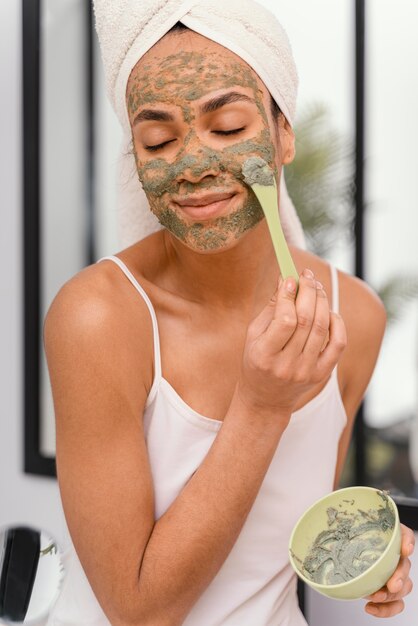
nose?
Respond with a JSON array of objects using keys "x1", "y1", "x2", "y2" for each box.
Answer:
[{"x1": 175, "y1": 134, "x2": 221, "y2": 184}]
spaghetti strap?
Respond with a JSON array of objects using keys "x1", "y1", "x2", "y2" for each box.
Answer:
[
  {"x1": 97, "y1": 255, "x2": 162, "y2": 396},
  {"x1": 329, "y1": 264, "x2": 339, "y2": 314}
]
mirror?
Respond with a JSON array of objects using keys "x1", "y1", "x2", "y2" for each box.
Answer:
[
  {"x1": 0, "y1": 526, "x2": 65, "y2": 624},
  {"x1": 23, "y1": 0, "x2": 98, "y2": 476}
]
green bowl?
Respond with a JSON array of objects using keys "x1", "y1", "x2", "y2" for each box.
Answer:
[{"x1": 288, "y1": 486, "x2": 401, "y2": 600}]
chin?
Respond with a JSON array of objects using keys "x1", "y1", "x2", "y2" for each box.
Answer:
[{"x1": 170, "y1": 220, "x2": 263, "y2": 255}]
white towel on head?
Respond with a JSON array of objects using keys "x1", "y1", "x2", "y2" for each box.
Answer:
[{"x1": 93, "y1": 0, "x2": 306, "y2": 250}]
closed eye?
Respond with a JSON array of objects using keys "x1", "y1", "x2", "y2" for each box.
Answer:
[
  {"x1": 212, "y1": 127, "x2": 246, "y2": 136},
  {"x1": 144, "y1": 139, "x2": 176, "y2": 152}
]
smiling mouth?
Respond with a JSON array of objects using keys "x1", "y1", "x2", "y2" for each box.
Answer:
[{"x1": 171, "y1": 192, "x2": 237, "y2": 219}]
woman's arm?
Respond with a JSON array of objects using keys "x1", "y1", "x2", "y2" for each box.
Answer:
[
  {"x1": 333, "y1": 271, "x2": 415, "y2": 618},
  {"x1": 44, "y1": 267, "x2": 345, "y2": 626}
]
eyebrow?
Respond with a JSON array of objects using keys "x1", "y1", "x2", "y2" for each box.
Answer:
[
  {"x1": 133, "y1": 109, "x2": 175, "y2": 125},
  {"x1": 199, "y1": 91, "x2": 254, "y2": 114},
  {"x1": 133, "y1": 91, "x2": 254, "y2": 126}
]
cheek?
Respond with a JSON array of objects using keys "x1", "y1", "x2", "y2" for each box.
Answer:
[
  {"x1": 137, "y1": 165, "x2": 170, "y2": 198},
  {"x1": 223, "y1": 129, "x2": 277, "y2": 177},
  {"x1": 133, "y1": 148, "x2": 183, "y2": 199}
]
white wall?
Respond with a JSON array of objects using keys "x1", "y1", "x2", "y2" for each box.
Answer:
[{"x1": 0, "y1": 1, "x2": 416, "y2": 624}]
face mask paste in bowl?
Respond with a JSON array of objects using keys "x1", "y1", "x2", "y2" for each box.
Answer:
[{"x1": 288, "y1": 486, "x2": 401, "y2": 600}]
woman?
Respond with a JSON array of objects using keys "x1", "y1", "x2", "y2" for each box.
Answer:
[{"x1": 44, "y1": 2, "x2": 414, "y2": 624}]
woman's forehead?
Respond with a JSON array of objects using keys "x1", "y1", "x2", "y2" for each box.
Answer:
[{"x1": 127, "y1": 31, "x2": 267, "y2": 100}]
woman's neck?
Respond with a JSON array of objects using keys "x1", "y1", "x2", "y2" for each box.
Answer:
[{"x1": 160, "y1": 221, "x2": 281, "y2": 312}]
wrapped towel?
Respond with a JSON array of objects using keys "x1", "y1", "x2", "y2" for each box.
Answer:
[{"x1": 93, "y1": 0, "x2": 306, "y2": 249}]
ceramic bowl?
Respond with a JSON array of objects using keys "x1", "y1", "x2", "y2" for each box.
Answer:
[{"x1": 288, "y1": 486, "x2": 401, "y2": 600}]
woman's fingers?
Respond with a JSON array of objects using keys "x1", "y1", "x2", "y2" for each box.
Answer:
[
  {"x1": 262, "y1": 268, "x2": 327, "y2": 355},
  {"x1": 258, "y1": 267, "x2": 346, "y2": 384},
  {"x1": 298, "y1": 281, "x2": 330, "y2": 359},
  {"x1": 400, "y1": 523, "x2": 415, "y2": 558},
  {"x1": 259, "y1": 277, "x2": 298, "y2": 353},
  {"x1": 364, "y1": 579, "x2": 413, "y2": 616},
  {"x1": 280, "y1": 269, "x2": 320, "y2": 355},
  {"x1": 315, "y1": 311, "x2": 347, "y2": 379},
  {"x1": 365, "y1": 599, "x2": 405, "y2": 618},
  {"x1": 249, "y1": 276, "x2": 295, "y2": 340},
  {"x1": 363, "y1": 529, "x2": 415, "y2": 619},
  {"x1": 386, "y1": 555, "x2": 412, "y2": 595},
  {"x1": 257, "y1": 268, "x2": 345, "y2": 375},
  {"x1": 366, "y1": 565, "x2": 413, "y2": 604},
  {"x1": 240, "y1": 268, "x2": 345, "y2": 416},
  {"x1": 249, "y1": 283, "x2": 280, "y2": 338}
]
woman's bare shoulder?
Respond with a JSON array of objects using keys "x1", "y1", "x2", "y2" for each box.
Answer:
[
  {"x1": 43, "y1": 257, "x2": 155, "y2": 395},
  {"x1": 337, "y1": 267, "x2": 386, "y2": 330},
  {"x1": 338, "y1": 268, "x2": 386, "y2": 387},
  {"x1": 45, "y1": 255, "x2": 150, "y2": 326}
]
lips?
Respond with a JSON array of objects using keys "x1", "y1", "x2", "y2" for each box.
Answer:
[
  {"x1": 171, "y1": 192, "x2": 237, "y2": 219},
  {"x1": 173, "y1": 192, "x2": 235, "y2": 207}
]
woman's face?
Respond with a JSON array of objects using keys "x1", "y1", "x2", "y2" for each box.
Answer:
[{"x1": 126, "y1": 30, "x2": 295, "y2": 253}]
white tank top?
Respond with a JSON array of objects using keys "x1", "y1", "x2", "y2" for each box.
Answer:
[{"x1": 47, "y1": 256, "x2": 347, "y2": 626}]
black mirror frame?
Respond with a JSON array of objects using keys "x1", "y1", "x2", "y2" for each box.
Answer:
[
  {"x1": 22, "y1": 0, "x2": 54, "y2": 478},
  {"x1": 22, "y1": 0, "x2": 95, "y2": 478}
]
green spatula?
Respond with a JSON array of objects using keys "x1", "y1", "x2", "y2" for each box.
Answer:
[{"x1": 242, "y1": 157, "x2": 299, "y2": 289}]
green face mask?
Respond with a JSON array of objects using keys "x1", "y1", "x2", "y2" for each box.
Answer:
[{"x1": 128, "y1": 49, "x2": 278, "y2": 251}]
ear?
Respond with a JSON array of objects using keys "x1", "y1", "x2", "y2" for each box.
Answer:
[{"x1": 279, "y1": 116, "x2": 295, "y2": 165}]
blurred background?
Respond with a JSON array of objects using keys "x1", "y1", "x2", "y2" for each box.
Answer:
[{"x1": 0, "y1": 0, "x2": 417, "y2": 624}]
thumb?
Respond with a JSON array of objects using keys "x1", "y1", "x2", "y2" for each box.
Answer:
[{"x1": 248, "y1": 279, "x2": 281, "y2": 337}]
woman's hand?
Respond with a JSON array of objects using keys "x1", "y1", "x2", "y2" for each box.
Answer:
[
  {"x1": 236, "y1": 268, "x2": 347, "y2": 420},
  {"x1": 364, "y1": 524, "x2": 415, "y2": 617}
]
